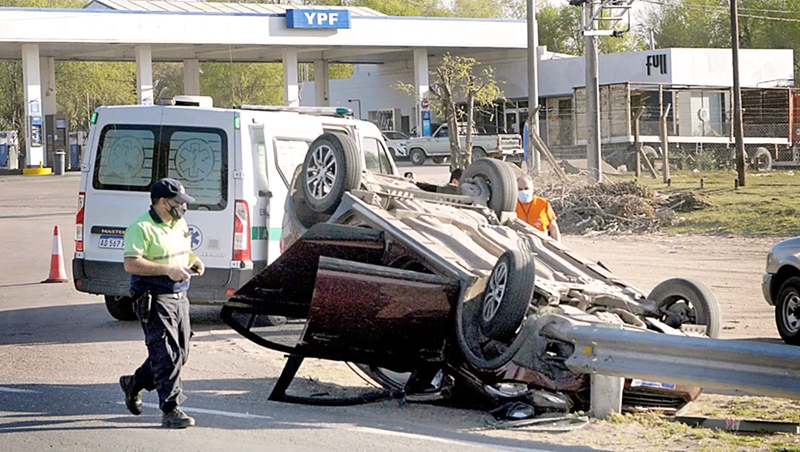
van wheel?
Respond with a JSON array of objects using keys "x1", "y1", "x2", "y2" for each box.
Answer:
[
  {"x1": 459, "y1": 158, "x2": 517, "y2": 218},
  {"x1": 302, "y1": 132, "x2": 363, "y2": 214},
  {"x1": 104, "y1": 295, "x2": 137, "y2": 321}
]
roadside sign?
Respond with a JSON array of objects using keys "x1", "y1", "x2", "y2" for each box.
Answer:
[{"x1": 421, "y1": 98, "x2": 429, "y2": 110}]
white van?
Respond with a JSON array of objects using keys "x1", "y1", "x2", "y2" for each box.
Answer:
[{"x1": 72, "y1": 97, "x2": 399, "y2": 320}]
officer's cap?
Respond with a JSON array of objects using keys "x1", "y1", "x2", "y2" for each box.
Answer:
[{"x1": 151, "y1": 178, "x2": 195, "y2": 204}]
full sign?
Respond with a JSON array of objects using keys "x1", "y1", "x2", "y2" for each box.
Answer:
[{"x1": 286, "y1": 9, "x2": 352, "y2": 29}]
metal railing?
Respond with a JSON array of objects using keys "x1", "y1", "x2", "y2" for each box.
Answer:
[{"x1": 542, "y1": 321, "x2": 800, "y2": 415}]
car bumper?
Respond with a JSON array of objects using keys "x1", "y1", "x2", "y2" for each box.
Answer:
[
  {"x1": 762, "y1": 273, "x2": 775, "y2": 306},
  {"x1": 72, "y1": 258, "x2": 264, "y2": 303}
]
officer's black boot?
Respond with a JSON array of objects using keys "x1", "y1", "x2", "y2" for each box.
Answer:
[
  {"x1": 162, "y1": 407, "x2": 195, "y2": 429},
  {"x1": 119, "y1": 375, "x2": 143, "y2": 415}
]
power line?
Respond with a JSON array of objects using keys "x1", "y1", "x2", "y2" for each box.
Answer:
[{"x1": 640, "y1": 0, "x2": 800, "y2": 22}]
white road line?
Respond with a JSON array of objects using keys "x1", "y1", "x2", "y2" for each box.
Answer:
[
  {"x1": 0, "y1": 387, "x2": 38, "y2": 393},
  {"x1": 117, "y1": 402, "x2": 273, "y2": 420},
  {"x1": 346, "y1": 426, "x2": 554, "y2": 452}
]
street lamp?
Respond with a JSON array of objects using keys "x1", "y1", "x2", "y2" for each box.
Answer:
[{"x1": 347, "y1": 99, "x2": 362, "y2": 119}]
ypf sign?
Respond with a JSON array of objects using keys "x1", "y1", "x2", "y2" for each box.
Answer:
[{"x1": 286, "y1": 9, "x2": 352, "y2": 29}]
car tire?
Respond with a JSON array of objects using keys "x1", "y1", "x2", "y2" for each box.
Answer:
[
  {"x1": 648, "y1": 278, "x2": 721, "y2": 338},
  {"x1": 479, "y1": 250, "x2": 535, "y2": 341},
  {"x1": 459, "y1": 158, "x2": 517, "y2": 218},
  {"x1": 301, "y1": 132, "x2": 363, "y2": 214},
  {"x1": 775, "y1": 277, "x2": 800, "y2": 345},
  {"x1": 104, "y1": 295, "x2": 137, "y2": 321},
  {"x1": 472, "y1": 148, "x2": 487, "y2": 161},
  {"x1": 409, "y1": 148, "x2": 426, "y2": 166},
  {"x1": 432, "y1": 156, "x2": 448, "y2": 165},
  {"x1": 753, "y1": 147, "x2": 773, "y2": 171}
]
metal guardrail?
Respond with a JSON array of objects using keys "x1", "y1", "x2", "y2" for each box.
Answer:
[{"x1": 543, "y1": 322, "x2": 800, "y2": 401}]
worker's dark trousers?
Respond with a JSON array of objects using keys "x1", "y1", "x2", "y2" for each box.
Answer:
[{"x1": 132, "y1": 292, "x2": 191, "y2": 413}]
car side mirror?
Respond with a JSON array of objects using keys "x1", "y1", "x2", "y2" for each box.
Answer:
[{"x1": 404, "y1": 171, "x2": 415, "y2": 181}]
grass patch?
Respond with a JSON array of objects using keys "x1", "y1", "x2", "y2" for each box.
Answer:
[{"x1": 608, "y1": 170, "x2": 800, "y2": 235}]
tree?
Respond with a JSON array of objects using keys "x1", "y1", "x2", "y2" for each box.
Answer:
[{"x1": 399, "y1": 54, "x2": 504, "y2": 170}]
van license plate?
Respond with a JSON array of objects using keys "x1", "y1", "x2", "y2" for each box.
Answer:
[{"x1": 98, "y1": 235, "x2": 124, "y2": 249}]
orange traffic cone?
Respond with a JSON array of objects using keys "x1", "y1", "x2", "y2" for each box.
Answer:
[{"x1": 43, "y1": 225, "x2": 69, "y2": 283}]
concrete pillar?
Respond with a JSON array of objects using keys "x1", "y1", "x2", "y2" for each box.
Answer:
[
  {"x1": 40, "y1": 57, "x2": 56, "y2": 116},
  {"x1": 135, "y1": 45, "x2": 154, "y2": 105},
  {"x1": 413, "y1": 48, "x2": 430, "y2": 137},
  {"x1": 283, "y1": 49, "x2": 299, "y2": 107},
  {"x1": 183, "y1": 58, "x2": 200, "y2": 96},
  {"x1": 590, "y1": 373, "x2": 624, "y2": 419},
  {"x1": 313, "y1": 59, "x2": 329, "y2": 106},
  {"x1": 22, "y1": 44, "x2": 43, "y2": 167}
]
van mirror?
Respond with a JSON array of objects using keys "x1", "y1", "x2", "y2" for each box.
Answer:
[{"x1": 403, "y1": 171, "x2": 415, "y2": 181}]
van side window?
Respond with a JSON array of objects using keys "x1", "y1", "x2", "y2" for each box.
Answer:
[
  {"x1": 274, "y1": 139, "x2": 310, "y2": 188},
  {"x1": 165, "y1": 128, "x2": 227, "y2": 211},
  {"x1": 363, "y1": 137, "x2": 392, "y2": 175},
  {"x1": 93, "y1": 126, "x2": 156, "y2": 190}
]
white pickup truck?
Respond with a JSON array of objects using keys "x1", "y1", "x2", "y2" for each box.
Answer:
[{"x1": 405, "y1": 124, "x2": 523, "y2": 166}]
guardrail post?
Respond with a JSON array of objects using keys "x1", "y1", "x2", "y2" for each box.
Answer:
[
  {"x1": 588, "y1": 323, "x2": 623, "y2": 418},
  {"x1": 591, "y1": 373, "x2": 624, "y2": 419}
]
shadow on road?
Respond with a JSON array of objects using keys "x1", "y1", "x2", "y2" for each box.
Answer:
[{"x1": 0, "y1": 378, "x2": 599, "y2": 452}]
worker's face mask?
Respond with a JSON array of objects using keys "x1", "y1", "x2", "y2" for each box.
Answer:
[
  {"x1": 518, "y1": 189, "x2": 534, "y2": 204},
  {"x1": 166, "y1": 200, "x2": 187, "y2": 220}
]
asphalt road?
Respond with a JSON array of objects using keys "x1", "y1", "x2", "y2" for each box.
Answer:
[{"x1": 0, "y1": 171, "x2": 591, "y2": 452}]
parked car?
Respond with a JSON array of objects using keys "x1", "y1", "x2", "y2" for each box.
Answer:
[
  {"x1": 405, "y1": 123, "x2": 523, "y2": 166},
  {"x1": 763, "y1": 237, "x2": 800, "y2": 345},
  {"x1": 382, "y1": 130, "x2": 409, "y2": 160},
  {"x1": 72, "y1": 97, "x2": 398, "y2": 321},
  {"x1": 221, "y1": 136, "x2": 721, "y2": 413}
]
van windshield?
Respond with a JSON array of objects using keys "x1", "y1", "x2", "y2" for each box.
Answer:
[{"x1": 93, "y1": 125, "x2": 228, "y2": 210}]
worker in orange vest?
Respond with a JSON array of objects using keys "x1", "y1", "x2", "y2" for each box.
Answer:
[{"x1": 515, "y1": 175, "x2": 561, "y2": 242}]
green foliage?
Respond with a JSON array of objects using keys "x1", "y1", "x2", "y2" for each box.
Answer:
[
  {"x1": 56, "y1": 62, "x2": 136, "y2": 131},
  {"x1": 200, "y1": 63, "x2": 283, "y2": 108},
  {"x1": 537, "y1": 3, "x2": 645, "y2": 56}
]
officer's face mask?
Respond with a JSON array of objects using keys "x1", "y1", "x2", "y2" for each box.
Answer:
[
  {"x1": 517, "y1": 189, "x2": 534, "y2": 204},
  {"x1": 166, "y1": 200, "x2": 187, "y2": 220}
]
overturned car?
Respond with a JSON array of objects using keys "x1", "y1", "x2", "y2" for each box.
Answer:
[{"x1": 221, "y1": 132, "x2": 722, "y2": 413}]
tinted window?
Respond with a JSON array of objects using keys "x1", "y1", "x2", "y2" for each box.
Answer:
[
  {"x1": 94, "y1": 125, "x2": 156, "y2": 190},
  {"x1": 165, "y1": 128, "x2": 227, "y2": 210},
  {"x1": 384, "y1": 131, "x2": 408, "y2": 140},
  {"x1": 93, "y1": 124, "x2": 227, "y2": 211},
  {"x1": 363, "y1": 137, "x2": 393, "y2": 175}
]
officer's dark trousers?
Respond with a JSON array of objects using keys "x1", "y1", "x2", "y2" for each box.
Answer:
[{"x1": 132, "y1": 292, "x2": 191, "y2": 412}]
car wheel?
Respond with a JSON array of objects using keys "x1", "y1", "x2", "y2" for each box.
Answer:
[
  {"x1": 648, "y1": 278, "x2": 721, "y2": 338},
  {"x1": 480, "y1": 250, "x2": 535, "y2": 341},
  {"x1": 104, "y1": 295, "x2": 137, "y2": 321},
  {"x1": 432, "y1": 156, "x2": 448, "y2": 165},
  {"x1": 301, "y1": 132, "x2": 363, "y2": 214},
  {"x1": 472, "y1": 147, "x2": 487, "y2": 161},
  {"x1": 753, "y1": 147, "x2": 773, "y2": 171},
  {"x1": 409, "y1": 148, "x2": 426, "y2": 166},
  {"x1": 775, "y1": 277, "x2": 800, "y2": 345},
  {"x1": 459, "y1": 158, "x2": 517, "y2": 218}
]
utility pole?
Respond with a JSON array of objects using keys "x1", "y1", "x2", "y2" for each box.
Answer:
[
  {"x1": 584, "y1": 0, "x2": 602, "y2": 183},
  {"x1": 730, "y1": 0, "x2": 746, "y2": 186},
  {"x1": 526, "y1": 0, "x2": 540, "y2": 175}
]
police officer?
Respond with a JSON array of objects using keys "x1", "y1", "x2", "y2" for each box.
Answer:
[{"x1": 118, "y1": 178, "x2": 205, "y2": 429}]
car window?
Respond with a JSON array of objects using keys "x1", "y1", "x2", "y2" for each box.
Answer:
[
  {"x1": 165, "y1": 127, "x2": 228, "y2": 211},
  {"x1": 384, "y1": 131, "x2": 407, "y2": 140},
  {"x1": 93, "y1": 125, "x2": 156, "y2": 191},
  {"x1": 274, "y1": 138, "x2": 310, "y2": 188},
  {"x1": 363, "y1": 137, "x2": 393, "y2": 175},
  {"x1": 435, "y1": 127, "x2": 448, "y2": 138}
]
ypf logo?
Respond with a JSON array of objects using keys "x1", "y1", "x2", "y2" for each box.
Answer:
[{"x1": 188, "y1": 225, "x2": 202, "y2": 250}]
